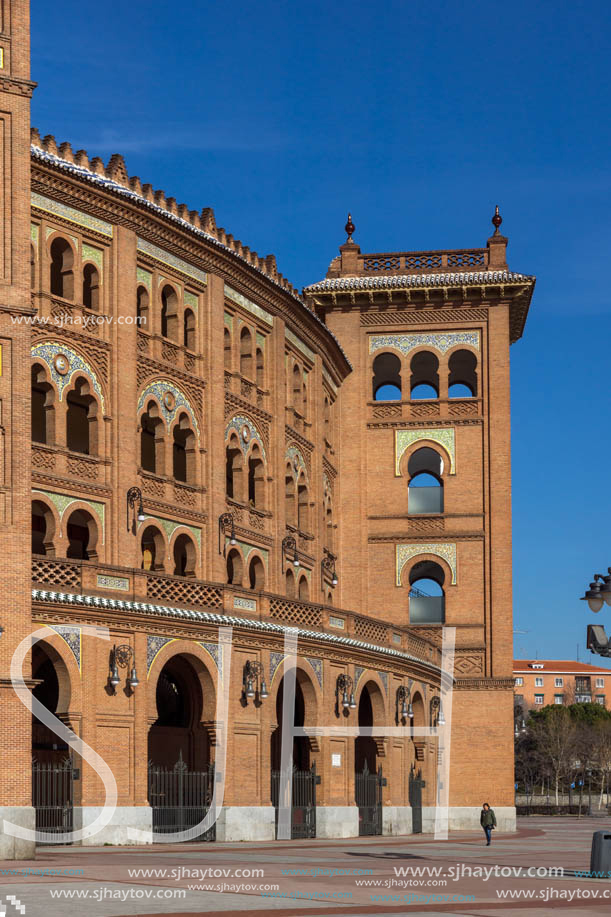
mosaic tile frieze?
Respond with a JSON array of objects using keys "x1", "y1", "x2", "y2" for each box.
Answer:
[
  {"x1": 31, "y1": 223, "x2": 39, "y2": 244},
  {"x1": 225, "y1": 538, "x2": 268, "y2": 567},
  {"x1": 199, "y1": 641, "x2": 223, "y2": 681},
  {"x1": 270, "y1": 652, "x2": 285, "y2": 685},
  {"x1": 225, "y1": 414, "x2": 266, "y2": 461},
  {"x1": 224, "y1": 312, "x2": 233, "y2": 330},
  {"x1": 32, "y1": 192, "x2": 114, "y2": 237},
  {"x1": 396, "y1": 542, "x2": 457, "y2": 586},
  {"x1": 224, "y1": 284, "x2": 273, "y2": 327},
  {"x1": 305, "y1": 657, "x2": 323, "y2": 689},
  {"x1": 147, "y1": 636, "x2": 175, "y2": 675},
  {"x1": 31, "y1": 342, "x2": 106, "y2": 413},
  {"x1": 82, "y1": 243, "x2": 103, "y2": 271},
  {"x1": 255, "y1": 331, "x2": 266, "y2": 350},
  {"x1": 137, "y1": 379, "x2": 199, "y2": 435},
  {"x1": 137, "y1": 238, "x2": 207, "y2": 286},
  {"x1": 286, "y1": 327, "x2": 315, "y2": 363},
  {"x1": 137, "y1": 267, "x2": 152, "y2": 291},
  {"x1": 184, "y1": 291, "x2": 198, "y2": 314},
  {"x1": 233, "y1": 596, "x2": 257, "y2": 612},
  {"x1": 286, "y1": 445, "x2": 308, "y2": 482},
  {"x1": 395, "y1": 428, "x2": 456, "y2": 476},
  {"x1": 140, "y1": 515, "x2": 201, "y2": 548},
  {"x1": 369, "y1": 330, "x2": 480, "y2": 357},
  {"x1": 377, "y1": 671, "x2": 388, "y2": 694},
  {"x1": 41, "y1": 624, "x2": 81, "y2": 672},
  {"x1": 33, "y1": 489, "x2": 105, "y2": 544}
]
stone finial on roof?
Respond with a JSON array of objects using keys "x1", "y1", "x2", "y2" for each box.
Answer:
[
  {"x1": 492, "y1": 204, "x2": 502, "y2": 235},
  {"x1": 345, "y1": 212, "x2": 355, "y2": 242}
]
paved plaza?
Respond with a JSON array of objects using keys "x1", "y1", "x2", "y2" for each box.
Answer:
[{"x1": 0, "y1": 817, "x2": 609, "y2": 916}]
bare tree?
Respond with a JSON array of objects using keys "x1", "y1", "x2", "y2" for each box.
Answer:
[{"x1": 531, "y1": 707, "x2": 578, "y2": 804}]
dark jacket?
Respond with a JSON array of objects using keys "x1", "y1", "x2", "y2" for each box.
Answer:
[{"x1": 480, "y1": 808, "x2": 496, "y2": 828}]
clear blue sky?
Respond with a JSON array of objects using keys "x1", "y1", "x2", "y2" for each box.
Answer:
[{"x1": 31, "y1": 0, "x2": 611, "y2": 664}]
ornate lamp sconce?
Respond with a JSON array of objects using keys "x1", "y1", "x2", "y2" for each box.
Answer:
[
  {"x1": 282, "y1": 534, "x2": 300, "y2": 573},
  {"x1": 126, "y1": 486, "x2": 146, "y2": 533},
  {"x1": 335, "y1": 673, "x2": 356, "y2": 717},
  {"x1": 430, "y1": 694, "x2": 445, "y2": 727},
  {"x1": 108, "y1": 644, "x2": 139, "y2": 694},
  {"x1": 218, "y1": 512, "x2": 237, "y2": 556},
  {"x1": 321, "y1": 549, "x2": 338, "y2": 591},
  {"x1": 396, "y1": 685, "x2": 414, "y2": 724},
  {"x1": 243, "y1": 660, "x2": 268, "y2": 704}
]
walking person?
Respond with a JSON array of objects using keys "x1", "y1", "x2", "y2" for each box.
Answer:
[{"x1": 480, "y1": 802, "x2": 496, "y2": 845}]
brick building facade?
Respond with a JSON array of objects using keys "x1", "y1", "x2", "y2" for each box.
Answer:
[
  {"x1": 514, "y1": 660, "x2": 611, "y2": 712},
  {"x1": 0, "y1": 0, "x2": 535, "y2": 856}
]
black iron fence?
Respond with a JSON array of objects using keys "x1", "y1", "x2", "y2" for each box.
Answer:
[
  {"x1": 148, "y1": 753, "x2": 215, "y2": 841},
  {"x1": 271, "y1": 764, "x2": 319, "y2": 839},
  {"x1": 355, "y1": 763, "x2": 384, "y2": 836},
  {"x1": 32, "y1": 758, "x2": 74, "y2": 843}
]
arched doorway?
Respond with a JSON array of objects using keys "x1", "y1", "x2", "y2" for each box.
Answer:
[
  {"x1": 270, "y1": 670, "x2": 319, "y2": 839},
  {"x1": 31, "y1": 643, "x2": 74, "y2": 841},
  {"x1": 148, "y1": 654, "x2": 216, "y2": 841},
  {"x1": 355, "y1": 681, "x2": 385, "y2": 836}
]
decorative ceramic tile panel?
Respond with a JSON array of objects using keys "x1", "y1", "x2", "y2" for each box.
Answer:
[
  {"x1": 286, "y1": 327, "x2": 315, "y2": 363},
  {"x1": 225, "y1": 538, "x2": 268, "y2": 566},
  {"x1": 234, "y1": 596, "x2": 257, "y2": 612},
  {"x1": 33, "y1": 193, "x2": 113, "y2": 237},
  {"x1": 305, "y1": 657, "x2": 323, "y2": 689},
  {"x1": 147, "y1": 636, "x2": 174, "y2": 675},
  {"x1": 286, "y1": 445, "x2": 307, "y2": 482},
  {"x1": 255, "y1": 332, "x2": 265, "y2": 349},
  {"x1": 96, "y1": 574, "x2": 129, "y2": 592},
  {"x1": 329, "y1": 615, "x2": 345, "y2": 629},
  {"x1": 137, "y1": 379, "x2": 199, "y2": 434},
  {"x1": 354, "y1": 666, "x2": 365, "y2": 689},
  {"x1": 31, "y1": 342, "x2": 106, "y2": 412},
  {"x1": 33, "y1": 489, "x2": 105, "y2": 544},
  {"x1": 225, "y1": 414, "x2": 266, "y2": 461},
  {"x1": 270, "y1": 652, "x2": 285, "y2": 684},
  {"x1": 395, "y1": 428, "x2": 456, "y2": 475},
  {"x1": 137, "y1": 238, "x2": 207, "y2": 285},
  {"x1": 199, "y1": 641, "x2": 223, "y2": 679},
  {"x1": 224, "y1": 284, "x2": 273, "y2": 326},
  {"x1": 377, "y1": 671, "x2": 389, "y2": 693},
  {"x1": 137, "y1": 267, "x2": 152, "y2": 291},
  {"x1": 41, "y1": 624, "x2": 81, "y2": 671},
  {"x1": 31, "y1": 223, "x2": 39, "y2": 243},
  {"x1": 396, "y1": 542, "x2": 457, "y2": 585},
  {"x1": 184, "y1": 291, "x2": 198, "y2": 314},
  {"x1": 369, "y1": 331, "x2": 480, "y2": 356},
  {"x1": 224, "y1": 312, "x2": 233, "y2": 330},
  {"x1": 141, "y1": 515, "x2": 201, "y2": 547},
  {"x1": 82, "y1": 244, "x2": 103, "y2": 271}
]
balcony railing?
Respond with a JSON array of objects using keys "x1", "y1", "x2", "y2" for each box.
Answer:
[
  {"x1": 31, "y1": 556, "x2": 441, "y2": 666},
  {"x1": 360, "y1": 248, "x2": 487, "y2": 275}
]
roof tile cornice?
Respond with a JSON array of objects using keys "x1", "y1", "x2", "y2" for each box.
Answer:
[{"x1": 304, "y1": 270, "x2": 534, "y2": 294}]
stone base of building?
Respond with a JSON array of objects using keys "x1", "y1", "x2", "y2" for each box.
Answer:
[
  {"x1": 382, "y1": 805, "x2": 413, "y2": 836},
  {"x1": 316, "y1": 806, "x2": 359, "y2": 838},
  {"x1": 73, "y1": 806, "x2": 153, "y2": 845},
  {"x1": 0, "y1": 807, "x2": 36, "y2": 859},
  {"x1": 215, "y1": 806, "x2": 276, "y2": 842},
  {"x1": 421, "y1": 806, "x2": 516, "y2": 833}
]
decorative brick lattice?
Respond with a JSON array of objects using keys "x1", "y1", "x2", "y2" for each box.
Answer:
[
  {"x1": 363, "y1": 256, "x2": 400, "y2": 272},
  {"x1": 184, "y1": 354, "x2": 196, "y2": 373},
  {"x1": 405, "y1": 253, "x2": 442, "y2": 270},
  {"x1": 269, "y1": 598, "x2": 322, "y2": 628},
  {"x1": 32, "y1": 559, "x2": 81, "y2": 590},
  {"x1": 454, "y1": 653, "x2": 484, "y2": 675},
  {"x1": 137, "y1": 333, "x2": 149, "y2": 353},
  {"x1": 32, "y1": 448, "x2": 56, "y2": 470},
  {"x1": 448, "y1": 400, "x2": 479, "y2": 416},
  {"x1": 372, "y1": 404, "x2": 402, "y2": 419},
  {"x1": 161, "y1": 342, "x2": 179, "y2": 365},
  {"x1": 140, "y1": 476, "x2": 166, "y2": 498},
  {"x1": 447, "y1": 251, "x2": 485, "y2": 267},
  {"x1": 173, "y1": 484, "x2": 196, "y2": 507},
  {"x1": 360, "y1": 308, "x2": 488, "y2": 326},
  {"x1": 405, "y1": 632, "x2": 431, "y2": 661},
  {"x1": 411, "y1": 403, "x2": 440, "y2": 418},
  {"x1": 146, "y1": 575, "x2": 223, "y2": 609},
  {"x1": 67, "y1": 457, "x2": 98, "y2": 480},
  {"x1": 408, "y1": 517, "x2": 444, "y2": 534},
  {"x1": 354, "y1": 617, "x2": 388, "y2": 644}
]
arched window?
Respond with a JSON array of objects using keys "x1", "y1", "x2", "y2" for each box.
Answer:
[
  {"x1": 297, "y1": 477, "x2": 309, "y2": 532},
  {"x1": 160, "y1": 284, "x2": 178, "y2": 342},
  {"x1": 32, "y1": 500, "x2": 55, "y2": 556},
  {"x1": 248, "y1": 556, "x2": 265, "y2": 590},
  {"x1": 285, "y1": 568, "x2": 296, "y2": 598},
  {"x1": 49, "y1": 237, "x2": 74, "y2": 300},
  {"x1": 410, "y1": 351, "x2": 439, "y2": 400},
  {"x1": 32, "y1": 363, "x2": 54, "y2": 445},
  {"x1": 409, "y1": 561, "x2": 445, "y2": 624},
  {"x1": 372, "y1": 352, "x2": 401, "y2": 401},
  {"x1": 184, "y1": 309, "x2": 196, "y2": 351},
  {"x1": 298, "y1": 575, "x2": 309, "y2": 601},
  {"x1": 408, "y1": 447, "x2": 444, "y2": 514},
  {"x1": 173, "y1": 414, "x2": 195, "y2": 484},
  {"x1": 137, "y1": 285, "x2": 149, "y2": 332},
  {"x1": 140, "y1": 402, "x2": 164, "y2": 475},
  {"x1": 226, "y1": 548, "x2": 243, "y2": 586},
  {"x1": 173, "y1": 533, "x2": 196, "y2": 577},
  {"x1": 285, "y1": 467, "x2": 296, "y2": 527},
  {"x1": 30, "y1": 244, "x2": 36, "y2": 290},
  {"x1": 66, "y1": 509, "x2": 97, "y2": 561},
  {"x1": 224, "y1": 328, "x2": 232, "y2": 370},
  {"x1": 66, "y1": 377, "x2": 97, "y2": 455},
  {"x1": 256, "y1": 348, "x2": 264, "y2": 389},
  {"x1": 141, "y1": 525, "x2": 165, "y2": 571},
  {"x1": 448, "y1": 349, "x2": 477, "y2": 398},
  {"x1": 82, "y1": 264, "x2": 100, "y2": 310},
  {"x1": 226, "y1": 436, "x2": 243, "y2": 500},
  {"x1": 292, "y1": 364, "x2": 303, "y2": 413},
  {"x1": 240, "y1": 327, "x2": 253, "y2": 379},
  {"x1": 247, "y1": 447, "x2": 265, "y2": 509}
]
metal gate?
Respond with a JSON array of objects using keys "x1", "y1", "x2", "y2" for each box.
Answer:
[
  {"x1": 32, "y1": 758, "x2": 74, "y2": 843},
  {"x1": 409, "y1": 765, "x2": 425, "y2": 834},
  {"x1": 271, "y1": 764, "x2": 319, "y2": 839},
  {"x1": 355, "y1": 763, "x2": 384, "y2": 836},
  {"x1": 148, "y1": 752, "x2": 215, "y2": 841}
]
